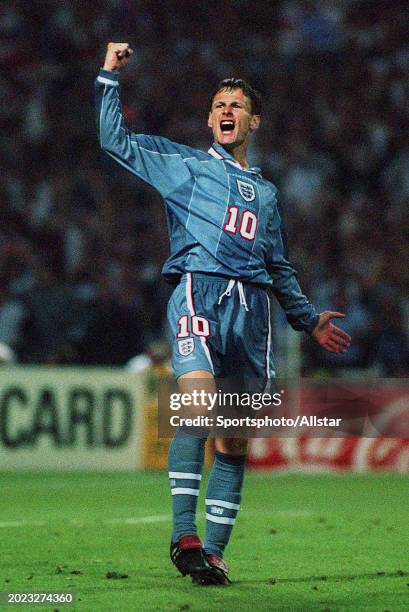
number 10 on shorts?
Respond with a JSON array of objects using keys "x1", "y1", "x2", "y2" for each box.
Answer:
[{"x1": 177, "y1": 315, "x2": 210, "y2": 338}]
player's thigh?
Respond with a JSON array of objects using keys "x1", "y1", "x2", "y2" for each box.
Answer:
[
  {"x1": 167, "y1": 280, "x2": 217, "y2": 378},
  {"x1": 177, "y1": 369, "x2": 216, "y2": 418}
]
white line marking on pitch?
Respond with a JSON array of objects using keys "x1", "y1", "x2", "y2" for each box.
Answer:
[
  {"x1": 0, "y1": 515, "x2": 173, "y2": 528},
  {"x1": 0, "y1": 511, "x2": 312, "y2": 529},
  {"x1": 0, "y1": 520, "x2": 46, "y2": 528},
  {"x1": 105, "y1": 514, "x2": 172, "y2": 525}
]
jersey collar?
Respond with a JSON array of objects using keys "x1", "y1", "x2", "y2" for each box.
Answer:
[{"x1": 208, "y1": 143, "x2": 261, "y2": 175}]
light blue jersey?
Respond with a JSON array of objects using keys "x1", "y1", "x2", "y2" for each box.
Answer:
[{"x1": 95, "y1": 69, "x2": 318, "y2": 334}]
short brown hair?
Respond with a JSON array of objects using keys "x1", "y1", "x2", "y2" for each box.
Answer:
[{"x1": 210, "y1": 78, "x2": 262, "y2": 115}]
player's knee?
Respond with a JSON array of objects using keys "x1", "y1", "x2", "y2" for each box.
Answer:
[{"x1": 216, "y1": 437, "x2": 248, "y2": 456}]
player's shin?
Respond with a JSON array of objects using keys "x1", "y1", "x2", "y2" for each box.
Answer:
[
  {"x1": 204, "y1": 450, "x2": 245, "y2": 558},
  {"x1": 168, "y1": 426, "x2": 208, "y2": 542}
]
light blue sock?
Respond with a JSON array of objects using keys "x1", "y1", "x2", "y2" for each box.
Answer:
[
  {"x1": 204, "y1": 450, "x2": 245, "y2": 558},
  {"x1": 168, "y1": 427, "x2": 208, "y2": 542}
]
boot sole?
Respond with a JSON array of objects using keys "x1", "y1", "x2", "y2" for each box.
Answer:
[{"x1": 191, "y1": 566, "x2": 230, "y2": 585}]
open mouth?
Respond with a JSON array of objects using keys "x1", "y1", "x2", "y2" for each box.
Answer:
[{"x1": 220, "y1": 120, "x2": 235, "y2": 133}]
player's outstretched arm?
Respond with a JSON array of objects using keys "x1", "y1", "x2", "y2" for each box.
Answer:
[
  {"x1": 311, "y1": 311, "x2": 352, "y2": 354},
  {"x1": 103, "y1": 42, "x2": 133, "y2": 72}
]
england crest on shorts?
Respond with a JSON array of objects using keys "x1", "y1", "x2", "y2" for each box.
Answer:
[
  {"x1": 178, "y1": 338, "x2": 195, "y2": 356},
  {"x1": 237, "y1": 179, "x2": 256, "y2": 202}
]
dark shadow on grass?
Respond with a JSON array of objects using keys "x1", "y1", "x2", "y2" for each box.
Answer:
[{"x1": 237, "y1": 569, "x2": 407, "y2": 585}]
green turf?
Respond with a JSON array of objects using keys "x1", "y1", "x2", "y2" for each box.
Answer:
[{"x1": 0, "y1": 471, "x2": 407, "y2": 611}]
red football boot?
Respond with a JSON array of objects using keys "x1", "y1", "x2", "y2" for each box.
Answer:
[
  {"x1": 170, "y1": 535, "x2": 212, "y2": 582},
  {"x1": 192, "y1": 553, "x2": 231, "y2": 585}
]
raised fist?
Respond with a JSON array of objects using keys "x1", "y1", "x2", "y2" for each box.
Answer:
[{"x1": 103, "y1": 42, "x2": 133, "y2": 72}]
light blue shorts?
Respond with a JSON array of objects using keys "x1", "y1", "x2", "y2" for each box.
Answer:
[{"x1": 167, "y1": 273, "x2": 275, "y2": 383}]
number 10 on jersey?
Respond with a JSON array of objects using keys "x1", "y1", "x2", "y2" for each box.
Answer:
[{"x1": 224, "y1": 206, "x2": 258, "y2": 240}]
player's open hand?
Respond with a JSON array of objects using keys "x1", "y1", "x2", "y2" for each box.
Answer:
[
  {"x1": 311, "y1": 311, "x2": 351, "y2": 353},
  {"x1": 103, "y1": 42, "x2": 133, "y2": 72}
]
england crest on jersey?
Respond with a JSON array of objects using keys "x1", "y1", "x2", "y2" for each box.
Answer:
[
  {"x1": 237, "y1": 180, "x2": 256, "y2": 202},
  {"x1": 178, "y1": 338, "x2": 195, "y2": 356}
]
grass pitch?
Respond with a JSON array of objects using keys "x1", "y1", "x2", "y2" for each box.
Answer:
[{"x1": 0, "y1": 470, "x2": 408, "y2": 611}]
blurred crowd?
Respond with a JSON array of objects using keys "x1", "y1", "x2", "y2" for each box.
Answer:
[{"x1": 0, "y1": 0, "x2": 408, "y2": 375}]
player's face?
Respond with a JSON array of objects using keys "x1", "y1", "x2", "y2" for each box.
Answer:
[{"x1": 208, "y1": 88, "x2": 260, "y2": 149}]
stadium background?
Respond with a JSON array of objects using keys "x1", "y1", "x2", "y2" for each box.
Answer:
[
  {"x1": 1, "y1": 0, "x2": 408, "y2": 375},
  {"x1": 0, "y1": 1, "x2": 409, "y2": 610}
]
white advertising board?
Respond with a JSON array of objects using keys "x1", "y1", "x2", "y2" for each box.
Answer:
[{"x1": 0, "y1": 366, "x2": 146, "y2": 470}]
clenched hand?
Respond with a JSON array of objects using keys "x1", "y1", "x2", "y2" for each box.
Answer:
[{"x1": 103, "y1": 42, "x2": 133, "y2": 72}]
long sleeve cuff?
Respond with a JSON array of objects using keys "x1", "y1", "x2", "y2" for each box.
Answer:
[
  {"x1": 96, "y1": 69, "x2": 120, "y2": 86},
  {"x1": 303, "y1": 314, "x2": 320, "y2": 335}
]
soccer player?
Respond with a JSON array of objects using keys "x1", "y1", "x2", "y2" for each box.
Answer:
[{"x1": 95, "y1": 43, "x2": 351, "y2": 585}]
